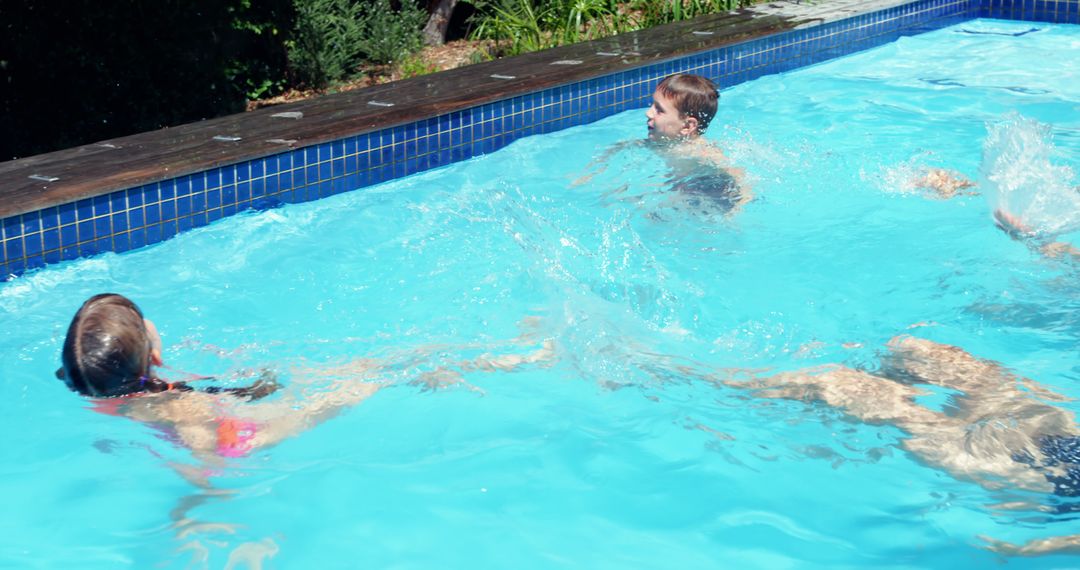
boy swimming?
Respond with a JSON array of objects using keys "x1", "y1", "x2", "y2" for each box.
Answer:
[
  {"x1": 644, "y1": 73, "x2": 750, "y2": 213},
  {"x1": 575, "y1": 73, "x2": 749, "y2": 215}
]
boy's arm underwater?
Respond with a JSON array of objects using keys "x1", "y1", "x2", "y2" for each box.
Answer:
[
  {"x1": 681, "y1": 139, "x2": 753, "y2": 212},
  {"x1": 571, "y1": 139, "x2": 644, "y2": 188}
]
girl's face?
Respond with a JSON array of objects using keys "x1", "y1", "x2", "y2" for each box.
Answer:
[{"x1": 144, "y1": 318, "x2": 164, "y2": 366}]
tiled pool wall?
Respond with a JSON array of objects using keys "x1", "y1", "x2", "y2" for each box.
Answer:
[
  {"x1": 981, "y1": 0, "x2": 1080, "y2": 20},
  {"x1": 1, "y1": 0, "x2": 1075, "y2": 280}
]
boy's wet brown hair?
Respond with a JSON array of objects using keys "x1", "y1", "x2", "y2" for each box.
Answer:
[
  {"x1": 656, "y1": 74, "x2": 719, "y2": 133},
  {"x1": 60, "y1": 293, "x2": 164, "y2": 397}
]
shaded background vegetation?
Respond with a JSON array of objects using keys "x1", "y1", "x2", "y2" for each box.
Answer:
[{"x1": 0, "y1": 0, "x2": 750, "y2": 161}]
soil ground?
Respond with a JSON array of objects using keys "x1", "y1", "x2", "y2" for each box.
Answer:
[{"x1": 246, "y1": 39, "x2": 493, "y2": 111}]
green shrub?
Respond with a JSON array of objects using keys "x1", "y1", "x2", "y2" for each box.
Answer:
[
  {"x1": 356, "y1": 0, "x2": 427, "y2": 65},
  {"x1": 471, "y1": 0, "x2": 554, "y2": 56},
  {"x1": 288, "y1": 0, "x2": 426, "y2": 87},
  {"x1": 288, "y1": 0, "x2": 367, "y2": 89},
  {"x1": 397, "y1": 54, "x2": 440, "y2": 78},
  {"x1": 471, "y1": 0, "x2": 754, "y2": 57},
  {"x1": 632, "y1": 0, "x2": 748, "y2": 29}
]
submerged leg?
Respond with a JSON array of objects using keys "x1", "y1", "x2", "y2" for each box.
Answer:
[
  {"x1": 981, "y1": 534, "x2": 1080, "y2": 556},
  {"x1": 727, "y1": 365, "x2": 941, "y2": 425},
  {"x1": 879, "y1": 335, "x2": 1012, "y2": 394}
]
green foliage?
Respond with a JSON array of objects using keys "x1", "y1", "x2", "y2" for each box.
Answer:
[
  {"x1": 288, "y1": 0, "x2": 367, "y2": 89},
  {"x1": 471, "y1": 0, "x2": 553, "y2": 55},
  {"x1": 397, "y1": 54, "x2": 440, "y2": 78},
  {"x1": 356, "y1": 0, "x2": 427, "y2": 65},
  {"x1": 470, "y1": 0, "x2": 749, "y2": 56},
  {"x1": 556, "y1": 0, "x2": 632, "y2": 44},
  {"x1": 632, "y1": 0, "x2": 746, "y2": 29},
  {"x1": 288, "y1": 0, "x2": 426, "y2": 88}
]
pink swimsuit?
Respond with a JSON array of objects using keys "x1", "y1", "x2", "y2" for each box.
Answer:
[{"x1": 215, "y1": 417, "x2": 259, "y2": 457}]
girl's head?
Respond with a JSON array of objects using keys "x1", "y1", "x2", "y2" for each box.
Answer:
[{"x1": 59, "y1": 293, "x2": 165, "y2": 397}]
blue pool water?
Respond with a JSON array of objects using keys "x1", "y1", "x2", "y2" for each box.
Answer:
[{"x1": 3, "y1": 19, "x2": 1080, "y2": 568}]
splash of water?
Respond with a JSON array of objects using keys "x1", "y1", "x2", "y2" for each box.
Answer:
[{"x1": 981, "y1": 114, "x2": 1080, "y2": 238}]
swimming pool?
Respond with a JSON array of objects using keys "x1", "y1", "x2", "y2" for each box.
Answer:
[{"x1": 3, "y1": 16, "x2": 1080, "y2": 570}]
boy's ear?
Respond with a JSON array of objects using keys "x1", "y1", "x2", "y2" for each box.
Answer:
[{"x1": 682, "y1": 116, "x2": 699, "y2": 136}]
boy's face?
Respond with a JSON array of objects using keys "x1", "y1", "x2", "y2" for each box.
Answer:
[{"x1": 645, "y1": 89, "x2": 698, "y2": 141}]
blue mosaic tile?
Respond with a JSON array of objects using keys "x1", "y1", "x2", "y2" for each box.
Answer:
[
  {"x1": 6, "y1": 236, "x2": 22, "y2": 260},
  {"x1": 128, "y1": 207, "x2": 145, "y2": 230},
  {"x1": 59, "y1": 203, "x2": 77, "y2": 226},
  {"x1": 74, "y1": 198, "x2": 93, "y2": 221},
  {"x1": 130, "y1": 228, "x2": 147, "y2": 250},
  {"x1": 111, "y1": 213, "x2": 127, "y2": 233},
  {"x1": 251, "y1": 178, "x2": 265, "y2": 198},
  {"x1": 43, "y1": 229, "x2": 60, "y2": 252},
  {"x1": 94, "y1": 217, "x2": 111, "y2": 239},
  {"x1": 76, "y1": 220, "x2": 93, "y2": 243},
  {"x1": 146, "y1": 224, "x2": 163, "y2": 245},
  {"x1": 237, "y1": 181, "x2": 251, "y2": 204},
  {"x1": 44, "y1": 250, "x2": 61, "y2": 265},
  {"x1": 24, "y1": 233, "x2": 42, "y2": 256},
  {"x1": 264, "y1": 157, "x2": 278, "y2": 176},
  {"x1": 206, "y1": 189, "x2": 221, "y2": 210},
  {"x1": 161, "y1": 220, "x2": 178, "y2": 239},
  {"x1": 176, "y1": 196, "x2": 191, "y2": 217},
  {"x1": 60, "y1": 225, "x2": 77, "y2": 249},
  {"x1": 224, "y1": 185, "x2": 237, "y2": 206},
  {"x1": 78, "y1": 241, "x2": 98, "y2": 258},
  {"x1": 107, "y1": 192, "x2": 125, "y2": 215},
  {"x1": 93, "y1": 195, "x2": 111, "y2": 216},
  {"x1": 161, "y1": 200, "x2": 176, "y2": 221},
  {"x1": 21, "y1": 215, "x2": 40, "y2": 235},
  {"x1": 160, "y1": 181, "x2": 176, "y2": 201},
  {"x1": 126, "y1": 187, "x2": 143, "y2": 208},
  {"x1": 251, "y1": 160, "x2": 265, "y2": 178},
  {"x1": 113, "y1": 233, "x2": 130, "y2": 253}
]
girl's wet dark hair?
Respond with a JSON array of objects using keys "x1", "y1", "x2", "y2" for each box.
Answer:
[
  {"x1": 60, "y1": 293, "x2": 280, "y2": 400},
  {"x1": 61, "y1": 294, "x2": 162, "y2": 397}
]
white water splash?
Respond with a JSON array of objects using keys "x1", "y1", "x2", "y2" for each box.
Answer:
[{"x1": 981, "y1": 114, "x2": 1080, "y2": 238}]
